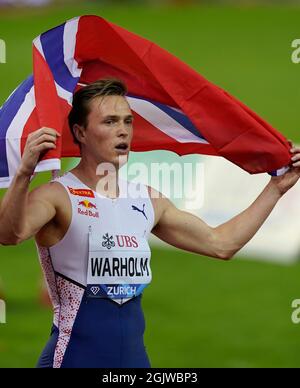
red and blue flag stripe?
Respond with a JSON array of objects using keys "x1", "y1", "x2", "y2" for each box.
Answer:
[{"x1": 0, "y1": 15, "x2": 291, "y2": 188}]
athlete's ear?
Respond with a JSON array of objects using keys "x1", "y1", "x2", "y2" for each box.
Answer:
[{"x1": 73, "y1": 124, "x2": 86, "y2": 146}]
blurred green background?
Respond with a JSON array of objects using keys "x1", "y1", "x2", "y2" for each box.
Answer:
[{"x1": 0, "y1": 1, "x2": 300, "y2": 368}]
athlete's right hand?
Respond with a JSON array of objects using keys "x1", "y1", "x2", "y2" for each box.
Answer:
[{"x1": 18, "y1": 127, "x2": 60, "y2": 177}]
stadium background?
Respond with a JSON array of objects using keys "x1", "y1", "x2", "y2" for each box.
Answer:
[{"x1": 0, "y1": 0, "x2": 300, "y2": 367}]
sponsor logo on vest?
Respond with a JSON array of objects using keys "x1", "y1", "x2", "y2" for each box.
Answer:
[
  {"x1": 107, "y1": 285, "x2": 137, "y2": 297},
  {"x1": 78, "y1": 200, "x2": 99, "y2": 218},
  {"x1": 90, "y1": 286, "x2": 100, "y2": 296},
  {"x1": 101, "y1": 234, "x2": 139, "y2": 249},
  {"x1": 68, "y1": 186, "x2": 95, "y2": 198},
  {"x1": 116, "y1": 235, "x2": 139, "y2": 248},
  {"x1": 102, "y1": 233, "x2": 115, "y2": 249},
  {"x1": 132, "y1": 204, "x2": 148, "y2": 220},
  {"x1": 90, "y1": 257, "x2": 150, "y2": 278},
  {"x1": 78, "y1": 200, "x2": 97, "y2": 209}
]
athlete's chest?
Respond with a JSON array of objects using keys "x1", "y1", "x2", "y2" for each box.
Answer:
[
  {"x1": 49, "y1": 182, "x2": 154, "y2": 301},
  {"x1": 70, "y1": 194, "x2": 152, "y2": 236}
]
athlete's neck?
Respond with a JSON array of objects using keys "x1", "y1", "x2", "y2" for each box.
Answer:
[{"x1": 71, "y1": 158, "x2": 120, "y2": 199}]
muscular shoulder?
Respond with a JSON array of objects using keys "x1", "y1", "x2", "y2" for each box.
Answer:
[
  {"x1": 29, "y1": 180, "x2": 68, "y2": 208},
  {"x1": 31, "y1": 181, "x2": 71, "y2": 247}
]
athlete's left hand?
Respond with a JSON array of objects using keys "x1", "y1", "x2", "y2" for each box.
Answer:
[{"x1": 269, "y1": 142, "x2": 300, "y2": 196}]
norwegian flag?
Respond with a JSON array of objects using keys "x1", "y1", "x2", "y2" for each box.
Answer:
[{"x1": 0, "y1": 15, "x2": 291, "y2": 188}]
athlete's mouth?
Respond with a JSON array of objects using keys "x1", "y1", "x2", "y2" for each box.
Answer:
[{"x1": 115, "y1": 142, "x2": 129, "y2": 151}]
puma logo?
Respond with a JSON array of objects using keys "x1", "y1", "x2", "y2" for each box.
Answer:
[{"x1": 132, "y1": 204, "x2": 148, "y2": 220}]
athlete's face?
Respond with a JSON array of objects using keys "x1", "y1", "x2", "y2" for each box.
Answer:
[{"x1": 81, "y1": 95, "x2": 133, "y2": 167}]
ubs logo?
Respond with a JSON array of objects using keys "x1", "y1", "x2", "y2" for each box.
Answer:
[
  {"x1": 116, "y1": 235, "x2": 138, "y2": 248},
  {"x1": 102, "y1": 234, "x2": 115, "y2": 250},
  {"x1": 101, "y1": 234, "x2": 139, "y2": 249}
]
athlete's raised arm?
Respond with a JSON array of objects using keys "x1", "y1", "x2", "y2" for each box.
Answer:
[
  {"x1": 151, "y1": 146, "x2": 300, "y2": 260},
  {"x1": 0, "y1": 127, "x2": 60, "y2": 245}
]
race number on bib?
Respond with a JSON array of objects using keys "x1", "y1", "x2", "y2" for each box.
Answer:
[{"x1": 87, "y1": 230, "x2": 152, "y2": 304}]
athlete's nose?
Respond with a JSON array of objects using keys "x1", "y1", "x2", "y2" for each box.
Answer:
[{"x1": 116, "y1": 121, "x2": 130, "y2": 138}]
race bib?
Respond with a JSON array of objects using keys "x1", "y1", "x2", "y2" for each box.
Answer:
[{"x1": 87, "y1": 229, "x2": 152, "y2": 304}]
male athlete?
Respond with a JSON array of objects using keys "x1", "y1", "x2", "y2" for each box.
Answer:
[{"x1": 0, "y1": 78, "x2": 300, "y2": 368}]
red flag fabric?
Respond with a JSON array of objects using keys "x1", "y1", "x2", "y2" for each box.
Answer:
[{"x1": 0, "y1": 15, "x2": 291, "y2": 188}]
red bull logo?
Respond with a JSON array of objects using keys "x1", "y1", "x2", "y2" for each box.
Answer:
[
  {"x1": 78, "y1": 200, "x2": 97, "y2": 209},
  {"x1": 78, "y1": 200, "x2": 99, "y2": 218}
]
